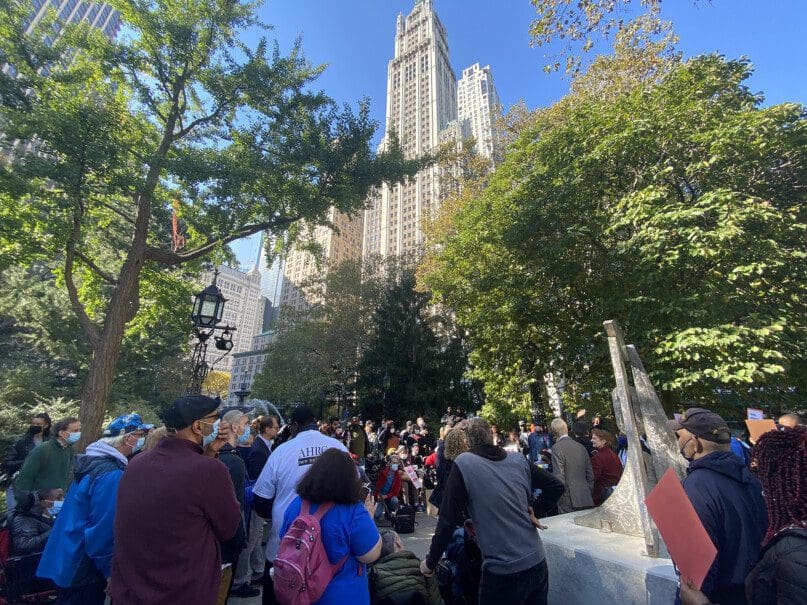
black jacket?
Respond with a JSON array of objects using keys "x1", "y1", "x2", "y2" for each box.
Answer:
[
  {"x1": 246, "y1": 437, "x2": 271, "y2": 481},
  {"x1": 218, "y1": 445, "x2": 247, "y2": 565},
  {"x1": 3, "y1": 432, "x2": 40, "y2": 476},
  {"x1": 9, "y1": 508, "x2": 54, "y2": 556},
  {"x1": 745, "y1": 527, "x2": 807, "y2": 605}
]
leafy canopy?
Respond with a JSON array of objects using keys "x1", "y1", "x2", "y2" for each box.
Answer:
[
  {"x1": 0, "y1": 0, "x2": 420, "y2": 440},
  {"x1": 422, "y1": 55, "x2": 807, "y2": 413}
]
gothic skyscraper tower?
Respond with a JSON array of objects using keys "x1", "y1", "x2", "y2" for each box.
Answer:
[{"x1": 362, "y1": 0, "x2": 457, "y2": 261}]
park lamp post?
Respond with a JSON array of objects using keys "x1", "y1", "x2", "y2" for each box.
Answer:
[{"x1": 186, "y1": 269, "x2": 237, "y2": 395}]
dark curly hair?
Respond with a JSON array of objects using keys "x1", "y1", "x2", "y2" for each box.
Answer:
[
  {"x1": 754, "y1": 425, "x2": 807, "y2": 544},
  {"x1": 295, "y1": 448, "x2": 363, "y2": 504}
]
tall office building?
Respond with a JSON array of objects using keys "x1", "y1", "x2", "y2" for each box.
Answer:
[
  {"x1": 280, "y1": 209, "x2": 364, "y2": 311},
  {"x1": 23, "y1": 0, "x2": 121, "y2": 42},
  {"x1": 256, "y1": 232, "x2": 285, "y2": 328},
  {"x1": 363, "y1": 0, "x2": 458, "y2": 261},
  {"x1": 200, "y1": 264, "x2": 263, "y2": 374},
  {"x1": 457, "y1": 63, "x2": 501, "y2": 161}
]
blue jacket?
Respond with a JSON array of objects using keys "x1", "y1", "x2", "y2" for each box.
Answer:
[
  {"x1": 527, "y1": 431, "x2": 551, "y2": 463},
  {"x1": 682, "y1": 451, "x2": 768, "y2": 605},
  {"x1": 37, "y1": 441, "x2": 126, "y2": 587}
]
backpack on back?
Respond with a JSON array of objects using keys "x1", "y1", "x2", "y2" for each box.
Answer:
[{"x1": 273, "y1": 500, "x2": 348, "y2": 605}]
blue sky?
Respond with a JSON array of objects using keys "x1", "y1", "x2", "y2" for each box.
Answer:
[{"x1": 233, "y1": 0, "x2": 806, "y2": 266}]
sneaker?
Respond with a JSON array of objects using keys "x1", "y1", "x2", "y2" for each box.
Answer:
[
  {"x1": 230, "y1": 583, "x2": 260, "y2": 598},
  {"x1": 249, "y1": 574, "x2": 264, "y2": 586}
]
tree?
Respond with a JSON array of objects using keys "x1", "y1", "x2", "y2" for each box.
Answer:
[
  {"x1": 529, "y1": 0, "x2": 680, "y2": 75},
  {"x1": 356, "y1": 267, "x2": 476, "y2": 424},
  {"x1": 0, "y1": 0, "x2": 419, "y2": 446},
  {"x1": 0, "y1": 264, "x2": 187, "y2": 430},
  {"x1": 251, "y1": 259, "x2": 387, "y2": 413},
  {"x1": 202, "y1": 370, "x2": 230, "y2": 399},
  {"x1": 422, "y1": 55, "x2": 807, "y2": 414}
]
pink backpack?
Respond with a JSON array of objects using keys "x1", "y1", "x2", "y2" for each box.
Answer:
[{"x1": 273, "y1": 500, "x2": 348, "y2": 605}]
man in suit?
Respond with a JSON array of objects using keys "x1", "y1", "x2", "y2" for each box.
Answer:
[
  {"x1": 246, "y1": 415, "x2": 280, "y2": 481},
  {"x1": 549, "y1": 418, "x2": 594, "y2": 514}
]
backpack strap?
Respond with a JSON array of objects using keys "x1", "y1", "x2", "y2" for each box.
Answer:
[{"x1": 311, "y1": 501, "x2": 335, "y2": 520}]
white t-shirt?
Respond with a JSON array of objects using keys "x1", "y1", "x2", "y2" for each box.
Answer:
[{"x1": 252, "y1": 428, "x2": 347, "y2": 561}]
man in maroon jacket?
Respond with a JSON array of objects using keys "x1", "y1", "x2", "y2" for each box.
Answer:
[{"x1": 110, "y1": 395, "x2": 241, "y2": 605}]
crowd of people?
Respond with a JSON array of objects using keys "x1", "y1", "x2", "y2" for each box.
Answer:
[{"x1": 0, "y1": 400, "x2": 803, "y2": 605}]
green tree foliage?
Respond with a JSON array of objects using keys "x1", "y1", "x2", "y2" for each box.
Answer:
[
  {"x1": 0, "y1": 0, "x2": 419, "y2": 445},
  {"x1": 422, "y1": 55, "x2": 807, "y2": 415},
  {"x1": 0, "y1": 265, "x2": 188, "y2": 436},
  {"x1": 356, "y1": 267, "x2": 478, "y2": 424},
  {"x1": 529, "y1": 0, "x2": 680, "y2": 75},
  {"x1": 251, "y1": 259, "x2": 383, "y2": 412}
]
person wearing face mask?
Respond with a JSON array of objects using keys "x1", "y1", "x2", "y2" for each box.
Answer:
[
  {"x1": 3, "y1": 412, "x2": 52, "y2": 478},
  {"x1": 14, "y1": 416, "x2": 81, "y2": 503},
  {"x1": 9, "y1": 487, "x2": 64, "y2": 556},
  {"x1": 110, "y1": 395, "x2": 242, "y2": 605},
  {"x1": 373, "y1": 455, "x2": 403, "y2": 524},
  {"x1": 668, "y1": 408, "x2": 768, "y2": 605},
  {"x1": 37, "y1": 415, "x2": 149, "y2": 605},
  {"x1": 218, "y1": 410, "x2": 257, "y2": 599}
]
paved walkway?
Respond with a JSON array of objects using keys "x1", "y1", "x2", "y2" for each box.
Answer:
[{"x1": 230, "y1": 512, "x2": 439, "y2": 604}]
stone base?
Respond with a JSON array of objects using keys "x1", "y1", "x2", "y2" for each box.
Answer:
[{"x1": 541, "y1": 511, "x2": 677, "y2": 605}]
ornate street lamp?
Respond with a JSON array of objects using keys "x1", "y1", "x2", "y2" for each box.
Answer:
[{"x1": 186, "y1": 269, "x2": 237, "y2": 395}]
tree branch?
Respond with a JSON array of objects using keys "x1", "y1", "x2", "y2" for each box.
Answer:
[
  {"x1": 143, "y1": 214, "x2": 302, "y2": 265},
  {"x1": 98, "y1": 200, "x2": 136, "y2": 225},
  {"x1": 65, "y1": 213, "x2": 101, "y2": 350},
  {"x1": 175, "y1": 100, "x2": 231, "y2": 139},
  {"x1": 73, "y1": 250, "x2": 118, "y2": 285}
]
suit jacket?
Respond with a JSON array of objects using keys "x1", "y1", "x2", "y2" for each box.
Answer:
[
  {"x1": 246, "y1": 437, "x2": 271, "y2": 482},
  {"x1": 551, "y1": 436, "x2": 594, "y2": 513}
]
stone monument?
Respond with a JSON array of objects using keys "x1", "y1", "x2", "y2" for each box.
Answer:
[
  {"x1": 540, "y1": 320, "x2": 684, "y2": 604},
  {"x1": 574, "y1": 320, "x2": 687, "y2": 555}
]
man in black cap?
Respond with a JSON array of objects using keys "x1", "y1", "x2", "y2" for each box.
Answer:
[
  {"x1": 251, "y1": 405, "x2": 347, "y2": 605},
  {"x1": 669, "y1": 407, "x2": 768, "y2": 605},
  {"x1": 111, "y1": 395, "x2": 242, "y2": 605}
]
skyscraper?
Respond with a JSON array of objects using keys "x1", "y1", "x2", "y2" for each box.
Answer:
[
  {"x1": 279, "y1": 208, "x2": 364, "y2": 311},
  {"x1": 362, "y1": 0, "x2": 457, "y2": 261},
  {"x1": 457, "y1": 63, "x2": 501, "y2": 161},
  {"x1": 23, "y1": 0, "x2": 121, "y2": 42}
]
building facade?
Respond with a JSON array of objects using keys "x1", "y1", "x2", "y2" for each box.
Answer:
[
  {"x1": 280, "y1": 208, "x2": 364, "y2": 311},
  {"x1": 23, "y1": 0, "x2": 121, "y2": 41},
  {"x1": 457, "y1": 63, "x2": 501, "y2": 161},
  {"x1": 201, "y1": 264, "x2": 263, "y2": 374},
  {"x1": 226, "y1": 330, "x2": 276, "y2": 406},
  {"x1": 363, "y1": 0, "x2": 458, "y2": 261}
]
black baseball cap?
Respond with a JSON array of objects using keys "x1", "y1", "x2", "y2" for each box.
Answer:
[
  {"x1": 163, "y1": 395, "x2": 220, "y2": 431},
  {"x1": 668, "y1": 408, "x2": 731, "y2": 444}
]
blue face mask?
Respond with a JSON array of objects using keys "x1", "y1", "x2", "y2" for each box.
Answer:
[
  {"x1": 202, "y1": 420, "x2": 220, "y2": 448},
  {"x1": 66, "y1": 432, "x2": 81, "y2": 445},
  {"x1": 48, "y1": 500, "x2": 64, "y2": 516},
  {"x1": 133, "y1": 437, "x2": 146, "y2": 453},
  {"x1": 237, "y1": 429, "x2": 250, "y2": 445},
  {"x1": 390, "y1": 463, "x2": 399, "y2": 471}
]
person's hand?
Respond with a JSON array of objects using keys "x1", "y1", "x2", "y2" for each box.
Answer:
[
  {"x1": 364, "y1": 494, "x2": 377, "y2": 517},
  {"x1": 204, "y1": 420, "x2": 231, "y2": 457},
  {"x1": 419, "y1": 559, "x2": 434, "y2": 577},
  {"x1": 528, "y1": 507, "x2": 548, "y2": 530},
  {"x1": 577, "y1": 409, "x2": 587, "y2": 419},
  {"x1": 679, "y1": 580, "x2": 712, "y2": 605}
]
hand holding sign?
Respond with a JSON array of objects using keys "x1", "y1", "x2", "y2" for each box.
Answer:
[{"x1": 645, "y1": 468, "x2": 717, "y2": 590}]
